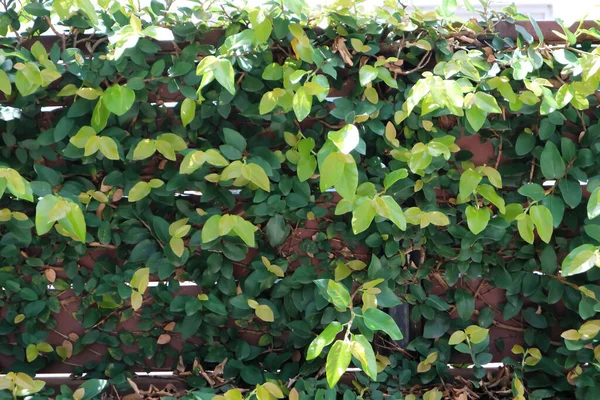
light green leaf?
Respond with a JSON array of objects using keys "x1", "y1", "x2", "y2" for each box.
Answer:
[
  {"x1": 133, "y1": 139, "x2": 156, "y2": 160},
  {"x1": 351, "y1": 335, "x2": 377, "y2": 380},
  {"x1": 247, "y1": 163, "x2": 271, "y2": 192},
  {"x1": 561, "y1": 244, "x2": 599, "y2": 276},
  {"x1": 351, "y1": 198, "x2": 376, "y2": 234},
  {"x1": 587, "y1": 187, "x2": 600, "y2": 220},
  {"x1": 517, "y1": 214, "x2": 535, "y2": 244},
  {"x1": 70, "y1": 126, "x2": 96, "y2": 148},
  {"x1": 476, "y1": 184, "x2": 505, "y2": 213},
  {"x1": 131, "y1": 267, "x2": 150, "y2": 293},
  {"x1": 155, "y1": 139, "x2": 176, "y2": 161},
  {"x1": 36, "y1": 195, "x2": 60, "y2": 235},
  {"x1": 326, "y1": 341, "x2": 352, "y2": 388},
  {"x1": 128, "y1": 182, "x2": 151, "y2": 202},
  {"x1": 459, "y1": 169, "x2": 482, "y2": 200},
  {"x1": 259, "y1": 91, "x2": 278, "y2": 114},
  {"x1": 465, "y1": 205, "x2": 490, "y2": 235},
  {"x1": 293, "y1": 87, "x2": 312, "y2": 121},
  {"x1": 202, "y1": 215, "x2": 222, "y2": 243},
  {"x1": 306, "y1": 322, "x2": 343, "y2": 360},
  {"x1": 530, "y1": 205, "x2": 553, "y2": 243},
  {"x1": 213, "y1": 59, "x2": 236, "y2": 95},
  {"x1": 91, "y1": 99, "x2": 110, "y2": 132},
  {"x1": 381, "y1": 196, "x2": 407, "y2": 231},
  {"x1": 98, "y1": 137, "x2": 119, "y2": 160},
  {"x1": 466, "y1": 106, "x2": 487, "y2": 132},
  {"x1": 474, "y1": 92, "x2": 502, "y2": 113},
  {"x1": 335, "y1": 157, "x2": 358, "y2": 199},
  {"x1": 384, "y1": 169, "x2": 408, "y2": 191},
  {"x1": 170, "y1": 237, "x2": 185, "y2": 257},
  {"x1": 328, "y1": 124, "x2": 359, "y2": 154},
  {"x1": 181, "y1": 98, "x2": 195, "y2": 127},
  {"x1": 326, "y1": 280, "x2": 351, "y2": 310},
  {"x1": 232, "y1": 218, "x2": 258, "y2": 247},
  {"x1": 320, "y1": 152, "x2": 344, "y2": 192},
  {"x1": 103, "y1": 85, "x2": 135, "y2": 116},
  {"x1": 359, "y1": 65, "x2": 379, "y2": 86},
  {"x1": 0, "y1": 69, "x2": 11, "y2": 95}
]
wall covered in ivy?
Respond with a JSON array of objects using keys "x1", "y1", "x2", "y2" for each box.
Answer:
[{"x1": 1, "y1": 0, "x2": 600, "y2": 399}]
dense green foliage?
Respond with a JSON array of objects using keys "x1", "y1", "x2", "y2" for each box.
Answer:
[{"x1": 3, "y1": 0, "x2": 600, "y2": 399}]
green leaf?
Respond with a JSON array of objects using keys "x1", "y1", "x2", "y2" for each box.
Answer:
[
  {"x1": 540, "y1": 141, "x2": 565, "y2": 179},
  {"x1": 35, "y1": 195, "x2": 60, "y2": 235},
  {"x1": 517, "y1": 214, "x2": 535, "y2": 244},
  {"x1": 64, "y1": 203, "x2": 87, "y2": 242},
  {"x1": 440, "y1": 0, "x2": 458, "y2": 16},
  {"x1": 351, "y1": 198, "x2": 376, "y2": 234},
  {"x1": 213, "y1": 58, "x2": 236, "y2": 95},
  {"x1": 384, "y1": 169, "x2": 408, "y2": 190},
  {"x1": 91, "y1": 99, "x2": 110, "y2": 132},
  {"x1": 515, "y1": 132, "x2": 536, "y2": 156},
  {"x1": 130, "y1": 267, "x2": 150, "y2": 293},
  {"x1": 465, "y1": 205, "x2": 490, "y2": 235},
  {"x1": 459, "y1": 169, "x2": 482, "y2": 199},
  {"x1": 326, "y1": 340, "x2": 352, "y2": 388},
  {"x1": 306, "y1": 322, "x2": 343, "y2": 360},
  {"x1": 293, "y1": 87, "x2": 312, "y2": 121},
  {"x1": 128, "y1": 182, "x2": 151, "y2": 202},
  {"x1": 259, "y1": 91, "x2": 278, "y2": 114},
  {"x1": 326, "y1": 280, "x2": 351, "y2": 310},
  {"x1": 15, "y1": 64, "x2": 42, "y2": 96},
  {"x1": 363, "y1": 308, "x2": 403, "y2": 340},
  {"x1": 319, "y1": 152, "x2": 344, "y2": 192},
  {"x1": 70, "y1": 126, "x2": 96, "y2": 148},
  {"x1": 181, "y1": 98, "x2": 195, "y2": 127},
  {"x1": 247, "y1": 163, "x2": 271, "y2": 192},
  {"x1": 561, "y1": 244, "x2": 599, "y2": 276},
  {"x1": 223, "y1": 128, "x2": 247, "y2": 152},
  {"x1": 381, "y1": 196, "x2": 407, "y2": 231},
  {"x1": 474, "y1": 92, "x2": 501, "y2": 113},
  {"x1": 103, "y1": 85, "x2": 135, "y2": 116},
  {"x1": 359, "y1": 65, "x2": 379, "y2": 86},
  {"x1": 26, "y1": 344, "x2": 39, "y2": 362},
  {"x1": 329, "y1": 124, "x2": 359, "y2": 154},
  {"x1": 465, "y1": 106, "x2": 487, "y2": 132},
  {"x1": 476, "y1": 184, "x2": 505, "y2": 213},
  {"x1": 530, "y1": 205, "x2": 553, "y2": 243},
  {"x1": 336, "y1": 157, "x2": 358, "y2": 199},
  {"x1": 202, "y1": 215, "x2": 222, "y2": 243},
  {"x1": 351, "y1": 334, "x2": 377, "y2": 380},
  {"x1": 255, "y1": 304, "x2": 274, "y2": 322},
  {"x1": 454, "y1": 288, "x2": 474, "y2": 321},
  {"x1": 78, "y1": 380, "x2": 109, "y2": 400},
  {"x1": 232, "y1": 217, "x2": 258, "y2": 247},
  {"x1": 170, "y1": 237, "x2": 185, "y2": 257},
  {"x1": 518, "y1": 183, "x2": 545, "y2": 201},
  {"x1": 588, "y1": 187, "x2": 600, "y2": 220},
  {"x1": 98, "y1": 137, "x2": 119, "y2": 160},
  {"x1": 133, "y1": 139, "x2": 156, "y2": 160},
  {"x1": 0, "y1": 69, "x2": 12, "y2": 95}
]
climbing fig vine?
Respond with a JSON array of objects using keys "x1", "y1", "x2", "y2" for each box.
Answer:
[{"x1": 2, "y1": 0, "x2": 600, "y2": 399}]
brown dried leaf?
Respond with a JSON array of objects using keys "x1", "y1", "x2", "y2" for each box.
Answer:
[
  {"x1": 157, "y1": 334, "x2": 171, "y2": 345},
  {"x1": 164, "y1": 321, "x2": 176, "y2": 332},
  {"x1": 95, "y1": 202, "x2": 105, "y2": 220},
  {"x1": 45, "y1": 268, "x2": 56, "y2": 283},
  {"x1": 333, "y1": 36, "x2": 353, "y2": 66},
  {"x1": 112, "y1": 188, "x2": 123, "y2": 202},
  {"x1": 100, "y1": 178, "x2": 113, "y2": 192}
]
